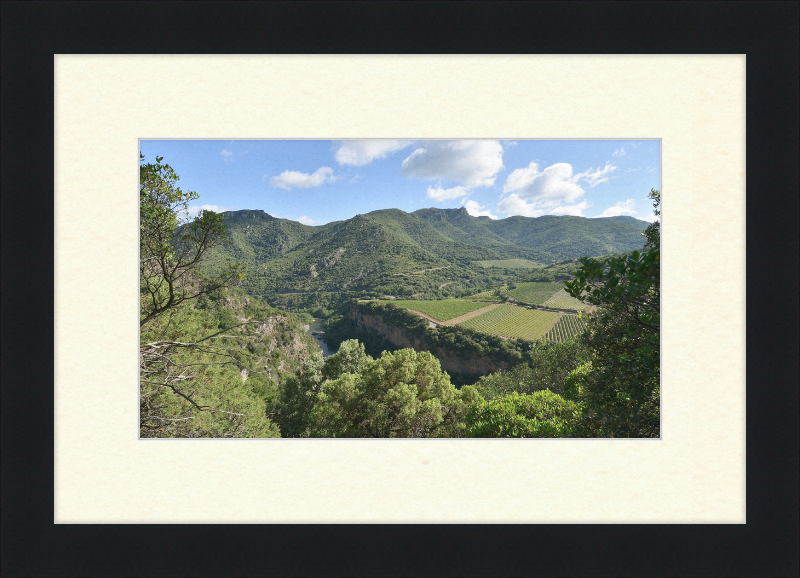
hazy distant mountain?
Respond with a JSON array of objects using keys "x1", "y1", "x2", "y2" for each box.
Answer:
[{"x1": 479, "y1": 214, "x2": 651, "y2": 259}]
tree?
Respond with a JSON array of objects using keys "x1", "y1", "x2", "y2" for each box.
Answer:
[
  {"x1": 464, "y1": 391, "x2": 580, "y2": 438},
  {"x1": 321, "y1": 339, "x2": 372, "y2": 381},
  {"x1": 140, "y1": 154, "x2": 242, "y2": 327},
  {"x1": 563, "y1": 189, "x2": 660, "y2": 437},
  {"x1": 563, "y1": 361, "x2": 593, "y2": 402},
  {"x1": 308, "y1": 348, "x2": 482, "y2": 438},
  {"x1": 272, "y1": 351, "x2": 326, "y2": 437},
  {"x1": 642, "y1": 188, "x2": 660, "y2": 251},
  {"x1": 476, "y1": 338, "x2": 590, "y2": 399},
  {"x1": 139, "y1": 154, "x2": 277, "y2": 438}
]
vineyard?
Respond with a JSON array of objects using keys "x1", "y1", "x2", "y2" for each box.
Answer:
[
  {"x1": 458, "y1": 305, "x2": 561, "y2": 340},
  {"x1": 381, "y1": 299, "x2": 488, "y2": 322},
  {"x1": 506, "y1": 282, "x2": 562, "y2": 304},
  {"x1": 541, "y1": 288, "x2": 588, "y2": 311},
  {"x1": 440, "y1": 304, "x2": 501, "y2": 327},
  {"x1": 544, "y1": 314, "x2": 586, "y2": 343}
]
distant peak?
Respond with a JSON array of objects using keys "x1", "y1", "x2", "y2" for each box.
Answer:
[
  {"x1": 220, "y1": 209, "x2": 274, "y2": 220},
  {"x1": 450, "y1": 206, "x2": 469, "y2": 221}
]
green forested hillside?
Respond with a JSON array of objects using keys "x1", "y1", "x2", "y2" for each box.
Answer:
[
  {"x1": 205, "y1": 212, "x2": 455, "y2": 295},
  {"x1": 481, "y1": 214, "x2": 650, "y2": 259},
  {"x1": 213, "y1": 210, "x2": 317, "y2": 263},
  {"x1": 200, "y1": 207, "x2": 649, "y2": 299},
  {"x1": 412, "y1": 207, "x2": 519, "y2": 249}
]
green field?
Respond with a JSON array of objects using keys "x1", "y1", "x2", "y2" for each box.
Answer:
[
  {"x1": 544, "y1": 314, "x2": 586, "y2": 343},
  {"x1": 542, "y1": 289, "x2": 588, "y2": 311},
  {"x1": 474, "y1": 259, "x2": 543, "y2": 269},
  {"x1": 458, "y1": 305, "x2": 561, "y2": 340},
  {"x1": 381, "y1": 299, "x2": 489, "y2": 321},
  {"x1": 506, "y1": 282, "x2": 562, "y2": 304}
]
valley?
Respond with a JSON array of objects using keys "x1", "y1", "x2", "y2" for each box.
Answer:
[
  {"x1": 140, "y1": 145, "x2": 660, "y2": 438},
  {"x1": 305, "y1": 317, "x2": 333, "y2": 357},
  {"x1": 197, "y1": 207, "x2": 648, "y2": 384}
]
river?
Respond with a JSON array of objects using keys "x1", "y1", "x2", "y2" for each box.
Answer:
[{"x1": 306, "y1": 318, "x2": 334, "y2": 357}]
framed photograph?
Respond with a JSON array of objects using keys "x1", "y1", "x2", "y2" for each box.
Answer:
[
  {"x1": 60, "y1": 53, "x2": 734, "y2": 524},
  {"x1": 3, "y1": 2, "x2": 797, "y2": 577}
]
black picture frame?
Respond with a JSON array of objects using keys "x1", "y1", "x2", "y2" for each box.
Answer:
[{"x1": 2, "y1": 2, "x2": 798, "y2": 576}]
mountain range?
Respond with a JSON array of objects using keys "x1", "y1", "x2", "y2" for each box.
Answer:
[{"x1": 200, "y1": 207, "x2": 650, "y2": 297}]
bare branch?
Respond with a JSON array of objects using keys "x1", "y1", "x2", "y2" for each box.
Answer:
[{"x1": 205, "y1": 408, "x2": 260, "y2": 418}]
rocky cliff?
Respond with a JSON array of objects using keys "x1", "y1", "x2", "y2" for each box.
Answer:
[
  {"x1": 350, "y1": 304, "x2": 514, "y2": 378},
  {"x1": 214, "y1": 288, "x2": 319, "y2": 381}
]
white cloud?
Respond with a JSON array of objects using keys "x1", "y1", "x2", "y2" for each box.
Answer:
[
  {"x1": 270, "y1": 166, "x2": 335, "y2": 190},
  {"x1": 296, "y1": 216, "x2": 316, "y2": 225},
  {"x1": 497, "y1": 194, "x2": 545, "y2": 217},
  {"x1": 498, "y1": 194, "x2": 591, "y2": 218},
  {"x1": 187, "y1": 204, "x2": 232, "y2": 218},
  {"x1": 642, "y1": 213, "x2": 660, "y2": 223},
  {"x1": 612, "y1": 147, "x2": 626, "y2": 157},
  {"x1": 400, "y1": 140, "x2": 504, "y2": 189},
  {"x1": 503, "y1": 162, "x2": 585, "y2": 205},
  {"x1": 572, "y1": 161, "x2": 617, "y2": 187},
  {"x1": 349, "y1": 174, "x2": 361, "y2": 184},
  {"x1": 500, "y1": 160, "x2": 617, "y2": 218},
  {"x1": 463, "y1": 200, "x2": 498, "y2": 220},
  {"x1": 426, "y1": 184, "x2": 469, "y2": 202},
  {"x1": 548, "y1": 201, "x2": 591, "y2": 216},
  {"x1": 594, "y1": 199, "x2": 638, "y2": 218},
  {"x1": 220, "y1": 149, "x2": 234, "y2": 163},
  {"x1": 334, "y1": 140, "x2": 414, "y2": 166}
]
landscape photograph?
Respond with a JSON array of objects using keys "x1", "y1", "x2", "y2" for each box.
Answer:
[{"x1": 139, "y1": 139, "x2": 661, "y2": 438}]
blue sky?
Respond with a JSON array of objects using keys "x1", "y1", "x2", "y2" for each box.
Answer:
[{"x1": 139, "y1": 139, "x2": 660, "y2": 226}]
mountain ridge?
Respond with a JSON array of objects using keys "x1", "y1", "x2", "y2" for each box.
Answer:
[{"x1": 201, "y1": 206, "x2": 649, "y2": 298}]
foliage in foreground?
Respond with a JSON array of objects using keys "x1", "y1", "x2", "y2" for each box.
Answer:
[
  {"x1": 276, "y1": 343, "x2": 483, "y2": 438},
  {"x1": 464, "y1": 391, "x2": 580, "y2": 438},
  {"x1": 140, "y1": 297, "x2": 281, "y2": 438},
  {"x1": 140, "y1": 154, "x2": 315, "y2": 438},
  {"x1": 563, "y1": 189, "x2": 661, "y2": 437},
  {"x1": 476, "y1": 338, "x2": 591, "y2": 400}
]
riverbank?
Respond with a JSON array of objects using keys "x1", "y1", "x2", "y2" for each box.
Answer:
[{"x1": 306, "y1": 318, "x2": 334, "y2": 357}]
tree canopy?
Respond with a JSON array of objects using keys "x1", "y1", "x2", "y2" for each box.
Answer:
[
  {"x1": 307, "y1": 346, "x2": 482, "y2": 438},
  {"x1": 563, "y1": 189, "x2": 660, "y2": 437},
  {"x1": 464, "y1": 390, "x2": 580, "y2": 438}
]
